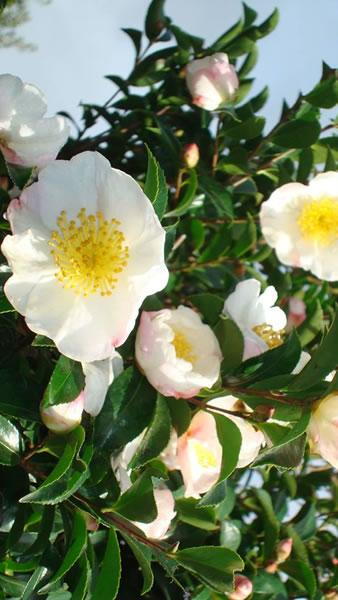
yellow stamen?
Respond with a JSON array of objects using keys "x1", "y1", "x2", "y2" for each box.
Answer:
[
  {"x1": 172, "y1": 330, "x2": 196, "y2": 363},
  {"x1": 298, "y1": 197, "x2": 338, "y2": 246},
  {"x1": 252, "y1": 323, "x2": 285, "y2": 349},
  {"x1": 191, "y1": 440, "x2": 217, "y2": 468},
  {"x1": 49, "y1": 208, "x2": 129, "y2": 297}
]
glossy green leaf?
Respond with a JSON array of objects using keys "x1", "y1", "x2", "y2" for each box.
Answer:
[
  {"x1": 145, "y1": 0, "x2": 167, "y2": 40},
  {"x1": 282, "y1": 560, "x2": 317, "y2": 598},
  {"x1": 113, "y1": 470, "x2": 157, "y2": 522},
  {"x1": 144, "y1": 145, "x2": 168, "y2": 220},
  {"x1": 129, "y1": 394, "x2": 171, "y2": 469},
  {"x1": 175, "y1": 546, "x2": 244, "y2": 593},
  {"x1": 0, "y1": 415, "x2": 21, "y2": 466},
  {"x1": 226, "y1": 116, "x2": 265, "y2": 140},
  {"x1": 122, "y1": 535, "x2": 153, "y2": 595},
  {"x1": 214, "y1": 316, "x2": 244, "y2": 373},
  {"x1": 166, "y1": 169, "x2": 197, "y2": 217},
  {"x1": 190, "y1": 293, "x2": 224, "y2": 326},
  {"x1": 92, "y1": 529, "x2": 121, "y2": 600},
  {"x1": 254, "y1": 489, "x2": 280, "y2": 560},
  {"x1": 41, "y1": 355, "x2": 84, "y2": 409},
  {"x1": 272, "y1": 119, "x2": 321, "y2": 148}
]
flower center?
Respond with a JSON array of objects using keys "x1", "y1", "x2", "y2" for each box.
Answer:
[
  {"x1": 191, "y1": 440, "x2": 217, "y2": 468},
  {"x1": 297, "y1": 197, "x2": 338, "y2": 245},
  {"x1": 49, "y1": 208, "x2": 129, "y2": 297},
  {"x1": 252, "y1": 323, "x2": 285, "y2": 349},
  {"x1": 172, "y1": 330, "x2": 196, "y2": 363}
]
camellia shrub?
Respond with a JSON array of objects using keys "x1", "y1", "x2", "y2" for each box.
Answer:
[{"x1": 0, "y1": 0, "x2": 337, "y2": 598}]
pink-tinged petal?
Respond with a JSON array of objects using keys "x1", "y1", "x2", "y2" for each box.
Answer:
[
  {"x1": 40, "y1": 392, "x2": 84, "y2": 434},
  {"x1": 186, "y1": 53, "x2": 238, "y2": 111},
  {"x1": 133, "y1": 487, "x2": 176, "y2": 539},
  {"x1": 308, "y1": 393, "x2": 338, "y2": 468},
  {"x1": 82, "y1": 352, "x2": 123, "y2": 417},
  {"x1": 229, "y1": 575, "x2": 253, "y2": 600}
]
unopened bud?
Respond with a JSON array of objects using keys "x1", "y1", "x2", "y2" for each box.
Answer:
[
  {"x1": 276, "y1": 538, "x2": 293, "y2": 564},
  {"x1": 325, "y1": 591, "x2": 338, "y2": 600},
  {"x1": 287, "y1": 297, "x2": 306, "y2": 330},
  {"x1": 41, "y1": 393, "x2": 84, "y2": 434},
  {"x1": 182, "y1": 143, "x2": 199, "y2": 168},
  {"x1": 228, "y1": 575, "x2": 253, "y2": 600},
  {"x1": 265, "y1": 560, "x2": 278, "y2": 574}
]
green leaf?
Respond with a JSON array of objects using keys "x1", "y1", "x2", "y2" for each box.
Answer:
[
  {"x1": 0, "y1": 368, "x2": 40, "y2": 421},
  {"x1": 165, "y1": 397, "x2": 191, "y2": 435},
  {"x1": 20, "y1": 566, "x2": 48, "y2": 600},
  {"x1": 214, "y1": 413, "x2": 242, "y2": 481},
  {"x1": 20, "y1": 426, "x2": 86, "y2": 504},
  {"x1": 176, "y1": 498, "x2": 217, "y2": 531},
  {"x1": 297, "y1": 299, "x2": 323, "y2": 346},
  {"x1": 94, "y1": 367, "x2": 156, "y2": 455},
  {"x1": 198, "y1": 223, "x2": 232, "y2": 263},
  {"x1": 122, "y1": 535, "x2": 153, "y2": 595},
  {"x1": 41, "y1": 355, "x2": 84, "y2": 409},
  {"x1": 23, "y1": 506, "x2": 55, "y2": 558},
  {"x1": 226, "y1": 116, "x2": 265, "y2": 140},
  {"x1": 255, "y1": 8, "x2": 279, "y2": 38},
  {"x1": 220, "y1": 520, "x2": 241, "y2": 551},
  {"x1": 231, "y1": 215, "x2": 257, "y2": 258},
  {"x1": 290, "y1": 308, "x2": 338, "y2": 390},
  {"x1": 211, "y1": 19, "x2": 243, "y2": 51},
  {"x1": 238, "y1": 46, "x2": 258, "y2": 77},
  {"x1": 6, "y1": 163, "x2": 33, "y2": 189},
  {"x1": 144, "y1": 145, "x2": 168, "y2": 220},
  {"x1": 38, "y1": 510, "x2": 87, "y2": 593},
  {"x1": 32, "y1": 335, "x2": 55, "y2": 348},
  {"x1": 113, "y1": 470, "x2": 156, "y2": 522},
  {"x1": 253, "y1": 571, "x2": 287, "y2": 597},
  {"x1": 255, "y1": 410, "x2": 310, "y2": 468},
  {"x1": 91, "y1": 529, "x2": 121, "y2": 600},
  {"x1": 199, "y1": 175, "x2": 233, "y2": 219},
  {"x1": 175, "y1": 546, "x2": 244, "y2": 594},
  {"x1": 0, "y1": 415, "x2": 21, "y2": 466},
  {"x1": 305, "y1": 77, "x2": 338, "y2": 109},
  {"x1": 129, "y1": 394, "x2": 171, "y2": 469},
  {"x1": 166, "y1": 169, "x2": 197, "y2": 217},
  {"x1": 214, "y1": 316, "x2": 244, "y2": 373},
  {"x1": 293, "y1": 502, "x2": 316, "y2": 540},
  {"x1": 243, "y1": 3, "x2": 258, "y2": 27},
  {"x1": 282, "y1": 560, "x2": 317, "y2": 598},
  {"x1": 145, "y1": 0, "x2": 167, "y2": 40},
  {"x1": 189, "y1": 293, "x2": 224, "y2": 327},
  {"x1": 272, "y1": 119, "x2": 321, "y2": 148},
  {"x1": 0, "y1": 290, "x2": 15, "y2": 314},
  {"x1": 71, "y1": 554, "x2": 91, "y2": 600},
  {"x1": 121, "y1": 28, "x2": 142, "y2": 58},
  {"x1": 254, "y1": 489, "x2": 280, "y2": 560}
]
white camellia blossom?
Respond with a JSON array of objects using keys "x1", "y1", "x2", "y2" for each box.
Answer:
[
  {"x1": 163, "y1": 396, "x2": 265, "y2": 498},
  {"x1": 135, "y1": 305, "x2": 222, "y2": 398},
  {"x1": 307, "y1": 393, "x2": 338, "y2": 468},
  {"x1": 0, "y1": 73, "x2": 69, "y2": 168},
  {"x1": 1, "y1": 151, "x2": 168, "y2": 363},
  {"x1": 186, "y1": 52, "x2": 239, "y2": 111},
  {"x1": 259, "y1": 172, "x2": 338, "y2": 281},
  {"x1": 223, "y1": 278, "x2": 287, "y2": 360},
  {"x1": 40, "y1": 392, "x2": 84, "y2": 434},
  {"x1": 111, "y1": 434, "x2": 176, "y2": 539}
]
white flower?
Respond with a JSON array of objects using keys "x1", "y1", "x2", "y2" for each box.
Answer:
[
  {"x1": 223, "y1": 278, "x2": 287, "y2": 360},
  {"x1": 259, "y1": 172, "x2": 338, "y2": 281},
  {"x1": 111, "y1": 434, "x2": 176, "y2": 539},
  {"x1": 40, "y1": 392, "x2": 84, "y2": 434},
  {"x1": 186, "y1": 53, "x2": 239, "y2": 111},
  {"x1": 82, "y1": 351, "x2": 123, "y2": 417},
  {"x1": 307, "y1": 393, "x2": 338, "y2": 468},
  {"x1": 1, "y1": 151, "x2": 168, "y2": 362},
  {"x1": 135, "y1": 305, "x2": 222, "y2": 398},
  {"x1": 0, "y1": 73, "x2": 69, "y2": 168},
  {"x1": 164, "y1": 396, "x2": 265, "y2": 498}
]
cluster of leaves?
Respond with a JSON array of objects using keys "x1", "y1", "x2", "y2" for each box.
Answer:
[{"x1": 0, "y1": 0, "x2": 337, "y2": 598}]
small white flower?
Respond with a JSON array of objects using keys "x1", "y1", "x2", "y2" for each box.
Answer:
[
  {"x1": 2, "y1": 151, "x2": 168, "y2": 362},
  {"x1": 186, "y1": 53, "x2": 239, "y2": 111},
  {"x1": 135, "y1": 305, "x2": 222, "y2": 398},
  {"x1": 307, "y1": 393, "x2": 338, "y2": 468},
  {"x1": 223, "y1": 278, "x2": 287, "y2": 360},
  {"x1": 0, "y1": 73, "x2": 69, "y2": 168},
  {"x1": 40, "y1": 392, "x2": 84, "y2": 434},
  {"x1": 259, "y1": 172, "x2": 338, "y2": 281}
]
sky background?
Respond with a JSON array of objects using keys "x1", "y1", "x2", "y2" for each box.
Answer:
[{"x1": 1, "y1": 0, "x2": 337, "y2": 130}]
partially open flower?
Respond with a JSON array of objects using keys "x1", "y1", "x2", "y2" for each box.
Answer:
[
  {"x1": 41, "y1": 392, "x2": 84, "y2": 433},
  {"x1": 135, "y1": 306, "x2": 222, "y2": 398},
  {"x1": 228, "y1": 574, "x2": 253, "y2": 600},
  {"x1": 2, "y1": 151, "x2": 168, "y2": 362},
  {"x1": 0, "y1": 73, "x2": 69, "y2": 168},
  {"x1": 223, "y1": 279, "x2": 287, "y2": 360},
  {"x1": 171, "y1": 396, "x2": 265, "y2": 498},
  {"x1": 186, "y1": 53, "x2": 239, "y2": 111},
  {"x1": 307, "y1": 393, "x2": 338, "y2": 468},
  {"x1": 260, "y1": 172, "x2": 338, "y2": 281}
]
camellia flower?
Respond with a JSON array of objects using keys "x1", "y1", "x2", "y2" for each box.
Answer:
[
  {"x1": 40, "y1": 392, "x2": 84, "y2": 434},
  {"x1": 259, "y1": 172, "x2": 338, "y2": 281},
  {"x1": 307, "y1": 393, "x2": 338, "y2": 468},
  {"x1": 228, "y1": 574, "x2": 253, "y2": 600},
  {"x1": 186, "y1": 52, "x2": 239, "y2": 111},
  {"x1": 2, "y1": 151, "x2": 168, "y2": 362},
  {"x1": 0, "y1": 73, "x2": 69, "y2": 168},
  {"x1": 135, "y1": 305, "x2": 222, "y2": 398},
  {"x1": 223, "y1": 278, "x2": 287, "y2": 360},
  {"x1": 165, "y1": 396, "x2": 265, "y2": 498},
  {"x1": 111, "y1": 434, "x2": 176, "y2": 539}
]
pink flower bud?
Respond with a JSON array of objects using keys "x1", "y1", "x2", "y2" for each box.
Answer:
[
  {"x1": 276, "y1": 538, "x2": 293, "y2": 564},
  {"x1": 265, "y1": 561, "x2": 278, "y2": 573},
  {"x1": 182, "y1": 143, "x2": 199, "y2": 168},
  {"x1": 186, "y1": 53, "x2": 239, "y2": 111},
  {"x1": 287, "y1": 297, "x2": 306, "y2": 329},
  {"x1": 40, "y1": 393, "x2": 84, "y2": 434},
  {"x1": 228, "y1": 575, "x2": 253, "y2": 600}
]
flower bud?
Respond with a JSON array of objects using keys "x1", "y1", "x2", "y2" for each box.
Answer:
[
  {"x1": 40, "y1": 393, "x2": 84, "y2": 434},
  {"x1": 228, "y1": 574, "x2": 253, "y2": 600},
  {"x1": 287, "y1": 297, "x2": 306, "y2": 330},
  {"x1": 186, "y1": 52, "x2": 238, "y2": 111},
  {"x1": 276, "y1": 538, "x2": 293, "y2": 564},
  {"x1": 182, "y1": 143, "x2": 199, "y2": 168},
  {"x1": 265, "y1": 561, "x2": 278, "y2": 574}
]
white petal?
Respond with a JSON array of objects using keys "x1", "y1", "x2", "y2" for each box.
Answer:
[
  {"x1": 308, "y1": 171, "x2": 338, "y2": 199},
  {"x1": 7, "y1": 116, "x2": 69, "y2": 168},
  {"x1": 0, "y1": 74, "x2": 25, "y2": 121},
  {"x1": 82, "y1": 352, "x2": 123, "y2": 417}
]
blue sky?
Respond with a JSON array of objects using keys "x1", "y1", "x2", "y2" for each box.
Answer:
[{"x1": 1, "y1": 0, "x2": 337, "y2": 129}]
